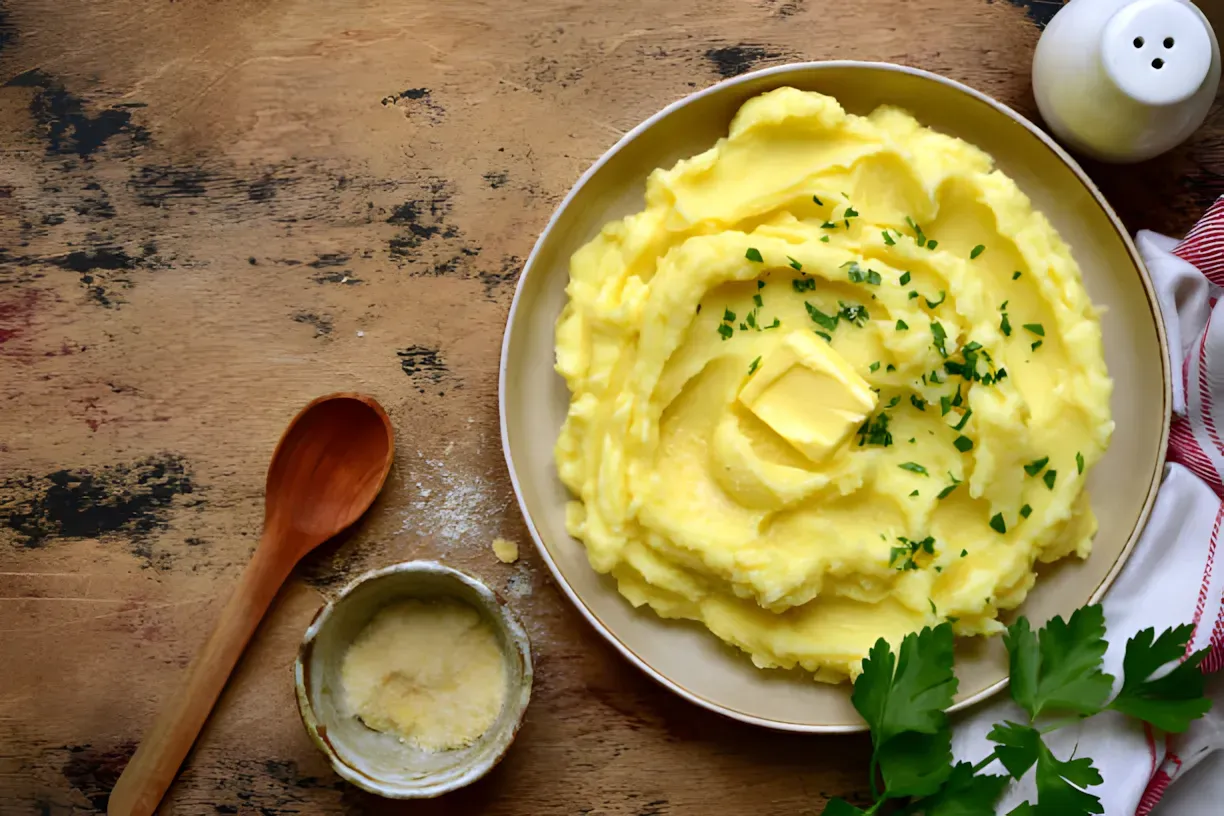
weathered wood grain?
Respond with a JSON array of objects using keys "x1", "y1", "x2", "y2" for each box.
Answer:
[{"x1": 1, "y1": 1, "x2": 1220, "y2": 813}]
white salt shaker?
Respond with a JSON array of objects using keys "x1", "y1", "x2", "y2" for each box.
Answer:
[{"x1": 1032, "y1": 0, "x2": 1220, "y2": 163}]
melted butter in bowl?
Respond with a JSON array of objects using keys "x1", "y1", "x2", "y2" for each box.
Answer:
[{"x1": 295, "y1": 562, "x2": 532, "y2": 798}]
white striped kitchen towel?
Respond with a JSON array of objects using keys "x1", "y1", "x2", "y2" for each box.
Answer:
[{"x1": 951, "y1": 197, "x2": 1224, "y2": 815}]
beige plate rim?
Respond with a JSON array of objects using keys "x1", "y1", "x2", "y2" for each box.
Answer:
[{"x1": 498, "y1": 60, "x2": 1172, "y2": 733}]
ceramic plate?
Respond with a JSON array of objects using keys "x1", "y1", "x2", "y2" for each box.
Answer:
[{"x1": 499, "y1": 62, "x2": 1170, "y2": 731}]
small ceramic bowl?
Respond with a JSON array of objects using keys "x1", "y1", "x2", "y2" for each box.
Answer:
[{"x1": 294, "y1": 561, "x2": 533, "y2": 798}]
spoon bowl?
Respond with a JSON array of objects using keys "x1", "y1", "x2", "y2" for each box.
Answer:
[{"x1": 108, "y1": 392, "x2": 395, "y2": 816}]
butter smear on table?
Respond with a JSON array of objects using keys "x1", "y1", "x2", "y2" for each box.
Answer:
[{"x1": 340, "y1": 598, "x2": 506, "y2": 751}]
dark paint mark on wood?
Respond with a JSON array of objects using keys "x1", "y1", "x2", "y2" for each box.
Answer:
[
  {"x1": 61, "y1": 742, "x2": 137, "y2": 811},
  {"x1": 397, "y1": 345, "x2": 450, "y2": 385},
  {"x1": 380, "y1": 87, "x2": 431, "y2": 105},
  {"x1": 3, "y1": 70, "x2": 150, "y2": 158},
  {"x1": 292, "y1": 311, "x2": 333, "y2": 337},
  {"x1": 380, "y1": 87, "x2": 445, "y2": 120},
  {"x1": 0, "y1": 6, "x2": 16, "y2": 54},
  {"x1": 996, "y1": 0, "x2": 1065, "y2": 28},
  {"x1": 47, "y1": 246, "x2": 139, "y2": 273},
  {"x1": 763, "y1": 0, "x2": 806, "y2": 17},
  {"x1": 312, "y1": 270, "x2": 363, "y2": 285},
  {"x1": 704, "y1": 44, "x2": 783, "y2": 79},
  {"x1": 483, "y1": 170, "x2": 509, "y2": 189},
  {"x1": 479, "y1": 254, "x2": 523, "y2": 299},
  {"x1": 129, "y1": 165, "x2": 215, "y2": 207},
  {"x1": 307, "y1": 252, "x2": 350, "y2": 268},
  {"x1": 0, "y1": 454, "x2": 197, "y2": 558}
]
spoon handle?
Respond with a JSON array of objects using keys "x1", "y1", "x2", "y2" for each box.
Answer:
[{"x1": 108, "y1": 538, "x2": 291, "y2": 816}]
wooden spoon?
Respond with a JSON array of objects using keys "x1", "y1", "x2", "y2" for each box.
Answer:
[{"x1": 108, "y1": 393, "x2": 395, "y2": 816}]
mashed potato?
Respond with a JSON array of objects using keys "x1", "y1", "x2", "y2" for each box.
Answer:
[{"x1": 553, "y1": 88, "x2": 1113, "y2": 682}]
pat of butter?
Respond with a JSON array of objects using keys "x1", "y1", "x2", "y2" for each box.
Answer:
[{"x1": 738, "y1": 331, "x2": 877, "y2": 462}]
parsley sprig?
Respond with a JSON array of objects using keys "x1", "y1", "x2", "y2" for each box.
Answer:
[{"x1": 821, "y1": 605, "x2": 1212, "y2": 815}]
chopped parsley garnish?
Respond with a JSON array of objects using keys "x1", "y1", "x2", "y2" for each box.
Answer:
[
  {"x1": 839, "y1": 301, "x2": 869, "y2": 326},
  {"x1": 815, "y1": 330, "x2": 832, "y2": 342},
  {"x1": 858, "y1": 413, "x2": 893, "y2": 447},
  {"x1": 886, "y1": 364, "x2": 896, "y2": 372},
  {"x1": 961, "y1": 549, "x2": 968, "y2": 557},
  {"x1": 793, "y1": 277, "x2": 817, "y2": 292},
  {"x1": 1077, "y1": 452, "x2": 1085, "y2": 474},
  {"x1": 820, "y1": 235, "x2": 830, "y2": 243},
  {"x1": 929, "y1": 370, "x2": 943, "y2": 383},
  {"x1": 931, "y1": 322, "x2": 949, "y2": 357},
  {"x1": 739, "y1": 322, "x2": 747, "y2": 330},
  {"x1": 869, "y1": 361, "x2": 881, "y2": 372},
  {"x1": 1044, "y1": 469, "x2": 1058, "y2": 490},
  {"x1": 1013, "y1": 270, "x2": 1022, "y2": 280},
  {"x1": 1031, "y1": 340, "x2": 1043, "y2": 351},
  {"x1": 718, "y1": 323, "x2": 733, "y2": 340},
  {"x1": 970, "y1": 244, "x2": 986, "y2": 260},
  {"x1": 1024, "y1": 323, "x2": 1045, "y2": 337},
  {"x1": 748, "y1": 356, "x2": 761, "y2": 375},
  {"x1": 764, "y1": 317, "x2": 780, "y2": 329},
  {"x1": 899, "y1": 271, "x2": 911, "y2": 285},
  {"x1": 937, "y1": 483, "x2": 958, "y2": 500},
  {"x1": 883, "y1": 230, "x2": 896, "y2": 246},
  {"x1": 929, "y1": 599, "x2": 937, "y2": 614},
  {"x1": 812, "y1": 194, "x2": 823, "y2": 206},
  {"x1": 1020, "y1": 504, "x2": 1033, "y2": 518},
  {"x1": 1024, "y1": 457, "x2": 1049, "y2": 476},
  {"x1": 896, "y1": 319, "x2": 909, "y2": 331},
  {"x1": 886, "y1": 395, "x2": 901, "y2": 408},
  {"x1": 926, "y1": 291, "x2": 947, "y2": 309},
  {"x1": 787, "y1": 256, "x2": 802, "y2": 271},
  {"x1": 753, "y1": 293, "x2": 763, "y2": 308},
  {"x1": 989, "y1": 512, "x2": 1007, "y2": 533},
  {"x1": 899, "y1": 462, "x2": 929, "y2": 475},
  {"x1": 724, "y1": 308, "x2": 736, "y2": 322},
  {"x1": 806, "y1": 302, "x2": 839, "y2": 331},
  {"x1": 940, "y1": 395, "x2": 952, "y2": 416},
  {"x1": 746, "y1": 248, "x2": 763, "y2": 262},
  {"x1": 1001, "y1": 312, "x2": 1012, "y2": 336},
  {"x1": 953, "y1": 408, "x2": 973, "y2": 431},
  {"x1": 746, "y1": 312, "x2": 757, "y2": 329},
  {"x1": 954, "y1": 435, "x2": 974, "y2": 452},
  {"x1": 906, "y1": 216, "x2": 928, "y2": 248},
  {"x1": 845, "y1": 206, "x2": 859, "y2": 219},
  {"x1": 927, "y1": 240, "x2": 939, "y2": 251},
  {"x1": 822, "y1": 221, "x2": 838, "y2": 230},
  {"x1": 890, "y1": 535, "x2": 937, "y2": 570},
  {"x1": 758, "y1": 280, "x2": 765, "y2": 289},
  {"x1": 910, "y1": 489, "x2": 920, "y2": 497},
  {"x1": 844, "y1": 261, "x2": 882, "y2": 285},
  {"x1": 909, "y1": 290, "x2": 919, "y2": 299},
  {"x1": 911, "y1": 394, "x2": 926, "y2": 411},
  {"x1": 951, "y1": 383, "x2": 964, "y2": 407}
]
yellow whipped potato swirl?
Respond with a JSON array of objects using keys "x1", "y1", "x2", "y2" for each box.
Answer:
[{"x1": 554, "y1": 88, "x2": 1113, "y2": 682}]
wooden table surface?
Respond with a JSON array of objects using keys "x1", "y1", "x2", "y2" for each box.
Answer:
[{"x1": 2, "y1": 1, "x2": 1221, "y2": 813}]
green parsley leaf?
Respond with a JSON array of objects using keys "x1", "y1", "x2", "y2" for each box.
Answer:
[
  {"x1": 952, "y1": 408, "x2": 973, "y2": 432},
  {"x1": 1044, "y1": 470, "x2": 1057, "y2": 490},
  {"x1": 839, "y1": 301, "x2": 869, "y2": 326},
  {"x1": 940, "y1": 395, "x2": 952, "y2": 416},
  {"x1": 858, "y1": 413, "x2": 893, "y2": 447},
  {"x1": 954, "y1": 435, "x2": 974, "y2": 453},
  {"x1": 900, "y1": 271, "x2": 912, "y2": 285},
  {"x1": 910, "y1": 489, "x2": 920, "y2": 497},
  {"x1": 820, "y1": 235, "x2": 830, "y2": 243},
  {"x1": 926, "y1": 240, "x2": 939, "y2": 251},
  {"x1": 900, "y1": 462, "x2": 929, "y2": 475},
  {"x1": 815, "y1": 330, "x2": 833, "y2": 342},
  {"x1": 1024, "y1": 323, "x2": 1045, "y2": 337},
  {"x1": 793, "y1": 277, "x2": 817, "y2": 292},
  {"x1": 1020, "y1": 504, "x2": 1032, "y2": 518},
  {"x1": 1024, "y1": 457, "x2": 1049, "y2": 476},
  {"x1": 822, "y1": 221, "x2": 838, "y2": 229},
  {"x1": 812, "y1": 194, "x2": 824, "y2": 206},
  {"x1": 961, "y1": 549, "x2": 968, "y2": 557},
  {"x1": 748, "y1": 356, "x2": 761, "y2": 376},
  {"x1": 883, "y1": 230, "x2": 896, "y2": 246},
  {"x1": 806, "y1": 302, "x2": 839, "y2": 331},
  {"x1": 926, "y1": 291, "x2": 947, "y2": 309},
  {"x1": 1108, "y1": 624, "x2": 1212, "y2": 733},
  {"x1": 887, "y1": 364, "x2": 896, "y2": 372},
  {"x1": 906, "y1": 216, "x2": 928, "y2": 248},
  {"x1": 970, "y1": 244, "x2": 986, "y2": 260},
  {"x1": 885, "y1": 395, "x2": 901, "y2": 408},
  {"x1": 870, "y1": 361, "x2": 881, "y2": 373},
  {"x1": 852, "y1": 623, "x2": 958, "y2": 747},
  {"x1": 1032, "y1": 742, "x2": 1104, "y2": 816},
  {"x1": 937, "y1": 484, "x2": 958, "y2": 500},
  {"x1": 723, "y1": 308, "x2": 736, "y2": 323},
  {"x1": 909, "y1": 290, "x2": 920, "y2": 299},
  {"x1": 845, "y1": 206, "x2": 859, "y2": 219},
  {"x1": 1005, "y1": 604, "x2": 1114, "y2": 720},
  {"x1": 1013, "y1": 270, "x2": 1022, "y2": 280},
  {"x1": 951, "y1": 383, "x2": 964, "y2": 407},
  {"x1": 1001, "y1": 312, "x2": 1012, "y2": 337},
  {"x1": 787, "y1": 256, "x2": 802, "y2": 271},
  {"x1": 718, "y1": 324, "x2": 733, "y2": 340},
  {"x1": 1076, "y1": 452, "x2": 1085, "y2": 475},
  {"x1": 931, "y1": 322, "x2": 949, "y2": 357},
  {"x1": 897, "y1": 319, "x2": 909, "y2": 331},
  {"x1": 989, "y1": 512, "x2": 1006, "y2": 533},
  {"x1": 745, "y1": 247, "x2": 763, "y2": 263},
  {"x1": 915, "y1": 762, "x2": 1008, "y2": 816},
  {"x1": 753, "y1": 293, "x2": 763, "y2": 307},
  {"x1": 820, "y1": 799, "x2": 868, "y2": 815},
  {"x1": 987, "y1": 721, "x2": 1042, "y2": 778},
  {"x1": 764, "y1": 317, "x2": 780, "y2": 329},
  {"x1": 911, "y1": 395, "x2": 926, "y2": 412}
]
